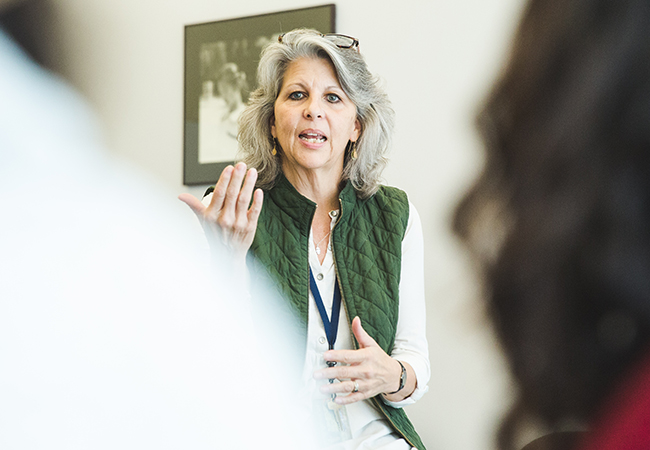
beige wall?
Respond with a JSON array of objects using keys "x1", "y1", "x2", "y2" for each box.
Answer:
[{"x1": 48, "y1": 1, "x2": 526, "y2": 448}]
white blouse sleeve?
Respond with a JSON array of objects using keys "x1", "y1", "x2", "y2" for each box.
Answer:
[{"x1": 383, "y1": 201, "x2": 430, "y2": 408}]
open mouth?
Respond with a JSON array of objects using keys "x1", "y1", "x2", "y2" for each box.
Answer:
[{"x1": 299, "y1": 132, "x2": 327, "y2": 144}]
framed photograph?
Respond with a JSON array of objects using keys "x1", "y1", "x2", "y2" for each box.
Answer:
[{"x1": 183, "y1": 4, "x2": 336, "y2": 185}]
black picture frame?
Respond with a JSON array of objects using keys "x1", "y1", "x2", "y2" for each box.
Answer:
[{"x1": 183, "y1": 4, "x2": 336, "y2": 186}]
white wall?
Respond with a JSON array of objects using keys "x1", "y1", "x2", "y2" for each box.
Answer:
[{"x1": 49, "y1": 1, "x2": 526, "y2": 448}]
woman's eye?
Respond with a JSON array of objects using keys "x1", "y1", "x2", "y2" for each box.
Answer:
[
  {"x1": 288, "y1": 91, "x2": 305, "y2": 100},
  {"x1": 326, "y1": 93, "x2": 341, "y2": 103}
]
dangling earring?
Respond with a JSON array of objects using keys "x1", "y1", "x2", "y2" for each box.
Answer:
[
  {"x1": 272, "y1": 138, "x2": 277, "y2": 156},
  {"x1": 351, "y1": 141, "x2": 358, "y2": 160}
]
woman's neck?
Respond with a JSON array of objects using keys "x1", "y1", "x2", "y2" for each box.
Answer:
[{"x1": 282, "y1": 164, "x2": 342, "y2": 212}]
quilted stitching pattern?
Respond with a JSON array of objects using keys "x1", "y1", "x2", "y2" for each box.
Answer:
[
  {"x1": 250, "y1": 175, "x2": 316, "y2": 329},
  {"x1": 334, "y1": 185, "x2": 408, "y2": 354}
]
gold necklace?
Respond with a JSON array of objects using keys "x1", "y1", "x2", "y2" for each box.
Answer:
[{"x1": 314, "y1": 231, "x2": 331, "y2": 255}]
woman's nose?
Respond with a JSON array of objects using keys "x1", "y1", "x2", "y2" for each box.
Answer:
[{"x1": 304, "y1": 98, "x2": 324, "y2": 119}]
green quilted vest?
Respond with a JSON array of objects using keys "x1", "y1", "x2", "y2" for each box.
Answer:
[{"x1": 249, "y1": 174, "x2": 426, "y2": 450}]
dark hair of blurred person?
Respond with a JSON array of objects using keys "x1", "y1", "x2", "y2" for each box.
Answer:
[
  {"x1": 0, "y1": 0, "x2": 56, "y2": 69},
  {"x1": 454, "y1": 0, "x2": 650, "y2": 449}
]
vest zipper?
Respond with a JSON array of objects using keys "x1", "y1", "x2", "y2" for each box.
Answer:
[{"x1": 331, "y1": 198, "x2": 353, "y2": 345}]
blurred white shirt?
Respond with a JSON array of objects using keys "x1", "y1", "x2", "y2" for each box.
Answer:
[{"x1": 0, "y1": 27, "x2": 306, "y2": 450}]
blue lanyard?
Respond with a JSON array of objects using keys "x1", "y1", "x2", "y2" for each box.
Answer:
[{"x1": 309, "y1": 267, "x2": 342, "y2": 351}]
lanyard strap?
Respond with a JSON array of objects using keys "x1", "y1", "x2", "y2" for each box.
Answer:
[{"x1": 309, "y1": 267, "x2": 342, "y2": 351}]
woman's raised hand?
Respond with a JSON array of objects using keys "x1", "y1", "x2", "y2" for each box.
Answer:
[
  {"x1": 179, "y1": 162, "x2": 263, "y2": 259},
  {"x1": 313, "y1": 316, "x2": 416, "y2": 405}
]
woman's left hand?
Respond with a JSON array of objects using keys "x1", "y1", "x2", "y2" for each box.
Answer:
[{"x1": 313, "y1": 316, "x2": 415, "y2": 405}]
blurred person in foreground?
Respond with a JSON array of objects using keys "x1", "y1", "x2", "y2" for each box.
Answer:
[
  {"x1": 0, "y1": 2, "x2": 306, "y2": 448},
  {"x1": 454, "y1": 0, "x2": 650, "y2": 449},
  {"x1": 180, "y1": 28, "x2": 430, "y2": 449}
]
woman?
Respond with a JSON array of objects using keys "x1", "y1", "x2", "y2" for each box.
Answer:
[
  {"x1": 180, "y1": 29, "x2": 429, "y2": 449},
  {"x1": 454, "y1": 0, "x2": 650, "y2": 449}
]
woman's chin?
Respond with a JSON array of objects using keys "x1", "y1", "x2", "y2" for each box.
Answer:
[{"x1": 283, "y1": 152, "x2": 343, "y2": 174}]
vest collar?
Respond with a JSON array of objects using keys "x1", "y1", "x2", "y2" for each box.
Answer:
[{"x1": 270, "y1": 172, "x2": 358, "y2": 223}]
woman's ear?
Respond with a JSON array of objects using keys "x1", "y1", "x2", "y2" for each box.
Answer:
[
  {"x1": 270, "y1": 115, "x2": 276, "y2": 138},
  {"x1": 351, "y1": 118, "x2": 361, "y2": 141}
]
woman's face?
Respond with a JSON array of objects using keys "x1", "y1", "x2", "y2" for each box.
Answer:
[{"x1": 271, "y1": 57, "x2": 360, "y2": 179}]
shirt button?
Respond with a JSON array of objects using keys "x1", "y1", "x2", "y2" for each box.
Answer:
[
  {"x1": 330, "y1": 210, "x2": 338, "y2": 217},
  {"x1": 317, "y1": 273, "x2": 324, "y2": 281},
  {"x1": 319, "y1": 336, "x2": 326, "y2": 345}
]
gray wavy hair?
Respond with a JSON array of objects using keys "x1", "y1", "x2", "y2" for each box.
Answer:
[{"x1": 237, "y1": 28, "x2": 395, "y2": 198}]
